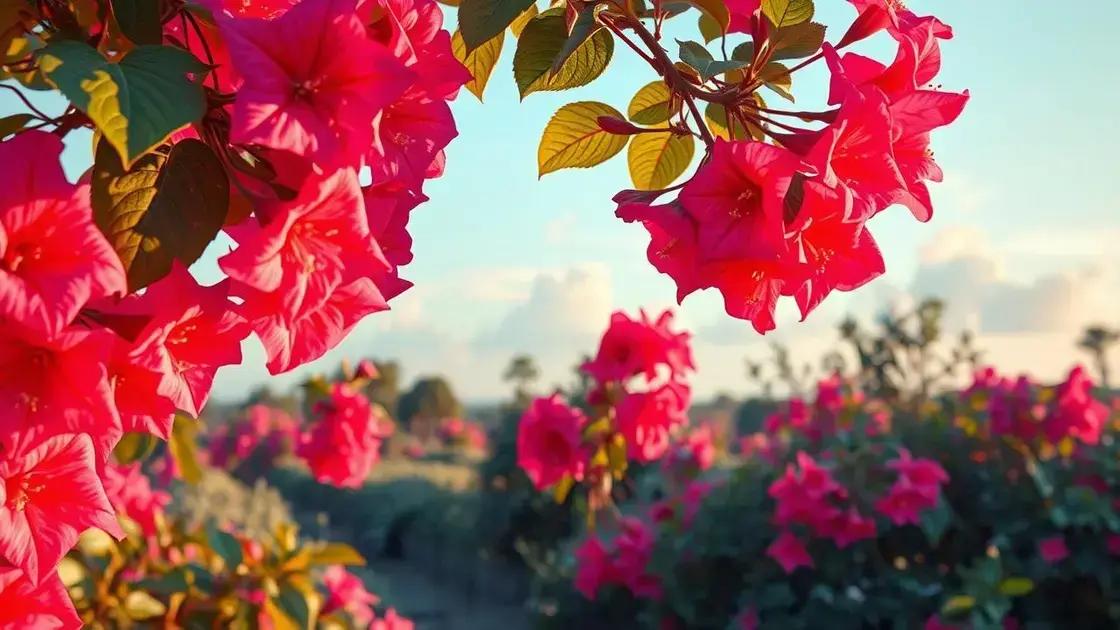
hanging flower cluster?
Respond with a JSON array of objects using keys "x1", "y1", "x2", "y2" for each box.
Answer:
[{"x1": 0, "y1": 0, "x2": 464, "y2": 620}]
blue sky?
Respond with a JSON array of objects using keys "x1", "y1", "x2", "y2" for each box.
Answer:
[{"x1": 5, "y1": 0, "x2": 1118, "y2": 401}]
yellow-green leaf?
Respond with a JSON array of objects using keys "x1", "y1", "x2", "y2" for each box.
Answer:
[
  {"x1": 760, "y1": 62, "x2": 794, "y2": 102},
  {"x1": 124, "y1": 591, "x2": 167, "y2": 620},
  {"x1": 706, "y1": 102, "x2": 763, "y2": 141},
  {"x1": 307, "y1": 543, "x2": 366, "y2": 567},
  {"x1": 513, "y1": 9, "x2": 613, "y2": 99},
  {"x1": 552, "y1": 473, "x2": 575, "y2": 503},
  {"x1": 169, "y1": 413, "x2": 202, "y2": 485},
  {"x1": 37, "y1": 41, "x2": 207, "y2": 166},
  {"x1": 509, "y1": 3, "x2": 538, "y2": 37},
  {"x1": 538, "y1": 101, "x2": 628, "y2": 176},
  {"x1": 451, "y1": 30, "x2": 503, "y2": 101},
  {"x1": 685, "y1": 0, "x2": 729, "y2": 33},
  {"x1": 697, "y1": 11, "x2": 722, "y2": 43},
  {"x1": 627, "y1": 80, "x2": 674, "y2": 125},
  {"x1": 113, "y1": 431, "x2": 159, "y2": 465},
  {"x1": 770, "y1": 21, "x2": 826, "y2": 61},
  {"x1": 940, "y1": 595, "x2": 975, "y2": 616},
  {"x1": 761, "y1": 0, "x2": 814, "y2": 28},
  {"x1": 998, "y1": 577, "x2": 1035, "y2": 597},
  {"x1": 628, "y1": 132, "x2": 694, "y2": 190}
]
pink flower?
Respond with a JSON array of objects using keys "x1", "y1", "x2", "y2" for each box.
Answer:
[
  {"x1": 222, "y1": 0, "x2": 413, "y2": 166},
  {"x1": 370, "y1": 608, "x2": 415, "y2": 630},
  {"x1": 735, "y1": 606, "x2": 760, "y2": 630},
  {"x1": 886, "y1": 449, "x2": 949, "y2": 488},
  {"x1": 874, "y1": 477, "x2": 938, "y2": 526},
  {"x1": 583, "y1": 309, "x2": 694, "y2": 385},
  {"x1": 766, "y1": 531, "x2": 813, "y2": 574},
  {"x1": 769, "y1": 452, "x2": 846, "y2": 532},
  {"x1": 0, "y1": 567, "x2": 81, "y2": 630},
  {"x1": 888, "y1": 89, "x2": 969, "y2": 221},
  {"x1": 516, "y1": 395, "x2": 587, "y2": 490},
  {"x1": 614, "y1": 517, "x2": 662, "y2": 600},
  {"x1": 106, "y1": 339, "x2": 176, "y2": 440},
  {"x1": 0, "y1": 131, "x2": 125, "y2": 338},
  {"x1": 615, "y1": 201, "x2": 705, "y2": 304},
  {"x1": 370, "y1": 88, "x2": 459, "y2": 191},
  {"x1": 129, "y1": 264, "x2": 248, "y2": 418},
  {"x1": 0, "y1": 327, "x2": 121, "y2": 462},
  {"x1": 1038, "y1": 536, "x2": 1069, "y2": 564},
  {"x1": 1045, "y1": 365, "x2": 1108, "y2": 445},
  {"x1": 827, "y1": 508, "x2": 878, "y2": 548},
  {"x1": 923, "y1": 616, "x2": 966, "y2": 630},
  {"x1": 297, "y1": 384, "x2": 391, "y2": 488},
  {"x1": 0, "y1": 432, "x2": 123, "y2": 584},
  {"x1": 616, "y1": 381, "x2": 691, "y2": 463},
  {"x1": 101, "y1": 462, "x2": 170, "y2": 536},
  {"x1": 574, "y1": 536, "x2": 615, "y2": 600},
  {"x1": 321, "y1": 566, "x2": 379, "y2": 627},
  {"x1": 1106, "y1": 534, "x2": 1120, "y2": 556}
]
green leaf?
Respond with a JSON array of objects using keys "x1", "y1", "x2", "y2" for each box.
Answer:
[
  {"x1": 627, "y1": 80, "x2": 674, "y2": 125},
  {"x1": 731, "y1": 41, "x2": 755, "y2": 62},
  {"x1": 677, "y1": 40, "x2": 747, "y2": 81},
  {"x1": 998, "y1": 578, "x2": 1034, "y2": 597},
  {"x1": 451, "y1": 29, "x2": 503, "y2": 101},
  {"x1": 111, "y1": 0, "x2": 162, "y2": 45},
  {"x1": 551, "y1": 5, "x2": 603, "y2": 74},
  {"x1": 274, "y1": 584, "x2": 312, "y2": 630},
  {"x1": 168, "y1": 413, "x2": 203, "y2": 485},
  {"x1": 683, "y1": 0, "x2": 729, "y2": 33},
  {"x1": 206, "y1": 520, "x2": 244, "y2": 570},
  {"x1": 770, "y1": 21, "x2": 825, "y2": 61},
  {"x1": 37, "y1": 41, "x2": 207, "y2": 166},
  {"x1": 0, "y1": 113, "x2": 32, "y2": 139},
  {"x1": 458, "y1": 0, "x2": 536, "y2": 52},
  {"x1": 91, "y1": 137, "x2": 228, "y2": 291},
  {"x1": 919, "y1": 499, "x2": 952, "y2": 546},
  {"x1": 513, "y1": 9, "x2": 613, "y2": 99},
  {"x1": 113, "y1": 431, "x2": 159, "y2": 465},
  {"x1": 761, "y1": 0, "x2": 814, "y2": 28},
  {"x1": 628, "y1": 132, "x2": 694, "y2": 190},
  {"x1": 760, "y1": 62, "x2": 794, "y2": 102},
  {"x1": 538, "y1": 101, "x2": 628, "y2": 176},
  {"x1": 135, "y1": 568, "x2": 192, "y2": 596}
]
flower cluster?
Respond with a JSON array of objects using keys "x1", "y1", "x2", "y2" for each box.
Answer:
[
  {"x1": 574, "y1": 517, "x2": 662, "y2": 601},
  {"x1": 874, "y1": 448, "x2": 949, "y2": 526},
  {"x1": 297, "y1": 383, "x2": 393, "y2": 489},
  {"x1": 321, "y1": 565, "x2": 411, "y2": 629},
  {"x1": 207, "y1": 404, "x2": 300, "y2": 469},
  {"x1": 964, "y1": 365, "x2": 1110, "y2": 447},
  {"x1": 767, "y1": 452, "x2": 876, "y2": 572},
  {"x1": 618, "y1": 1, "x2": 966, "y2": 333},
  {"x1": 0, "y1": 0, "x2": 465, "y2": 620},
  {"x1": 517, "y1": 309, "x2": 695, "y2": 504}
]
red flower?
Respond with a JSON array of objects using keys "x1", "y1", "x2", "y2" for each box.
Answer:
[
  {"x1": 1045, "y1": 366, "x2": 1108, "y2": 445},
  {"x1": 1038, "y1": 536, "x2": 1069, "y2": 564},
  {"x1": 101, "y1": 462, "x2": 170, "y2": 537},
  {"x1": 613, "y1": 517, "x2": 662, "y2": 600},
  {"x1": 616, "y1": 381, "x2": 691, "y2": 463},
  {"x1": 321, "y1": 565, "x2": 379, "y2": 627},
  {"x1": 574, "y1": 536, "x2": 615, "y2": 600},
  {"x1": 516, "y1": 395, "x2": 587, "y2": 490},
  {"x1": 0, "y1": 433, "x2": 123, "y2": 585},
  {"x1": 582, "y1": 309, "x2": 694, "y2": 384},
  {"x1": 766, "y1": 530, "x2": 813, "y2": 574},
  {"x1": 0, "y1": 566, "x2": 81, "y2": 630},
  {"x1": 0, "y1": 131, "x2": 125, "y2": 339},
  {"x1": 222, "y1": 0, "x2": 413, "y2": 166},
  {"x1": 297, "y1": 384, "x2": 391, "y2": 488}
]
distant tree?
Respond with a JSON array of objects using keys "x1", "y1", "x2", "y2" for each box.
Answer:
[
  {"x1": 503, "y1": 354, "x2": 540, "y2": 405},
  {"x1": 397, "y1": 376, "x2": 463, "y2": 437},
  {"x1": 1078, "y1": 325, "x2": 1119, "y2": 390},
  {"x1": 365, "y1": 360, "x2": 403, "y2": 416}
]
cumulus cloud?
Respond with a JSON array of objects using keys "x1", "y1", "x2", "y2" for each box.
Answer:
[{"x1": 912, "y1": 227, "x2": 1120, "y2": 335}]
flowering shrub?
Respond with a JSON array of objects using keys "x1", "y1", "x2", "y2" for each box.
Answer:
[{"x1": 520, "y1": 313, "x2": 1120, "y2": 628}]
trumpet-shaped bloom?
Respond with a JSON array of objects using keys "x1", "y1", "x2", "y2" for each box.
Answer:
[
  {"x1": 297, "y1": 384, "x2": 391, "y2": 487},
  {"x1": 516, "y1": 395, "x2": 587, "y2": 490},
  {"x1": 616, "y1": 381, "x2": 691, "y2": 463},
  {"x1": 222, "y1": 0, "x2": 412, "y2": 166},
  {"x1": 0, "y1": 567, "x2": 81, "y2": 630},
  {"x1": 0, "y1": 433, "x2": 123, "y2": 585},
  {"x1": 0, "y1": 327, "x2": 121, "y2": 461},
  {"x1": 129, "y1": 265, "x2": 248, "y2": 418},
  {"x1": 0, "y1": 131, "x2": 125, "y2": 338},
  {"x1": 582, "y1": 309, "x2": 694, "y2": 385},
  {"x1": 767, "y1": 531, "x2": 813, "y2": 573}
]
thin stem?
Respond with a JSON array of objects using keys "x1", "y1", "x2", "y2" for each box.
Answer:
[
  {"x1": 599, "y1": 16, "x2": 654, "y2": 64},
  {"x1": 183, "y1": 9, "x2": 221, "y2": 91},
  {"x1": 0, "y1": 83, "x2": 54, "y2": 120}
]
